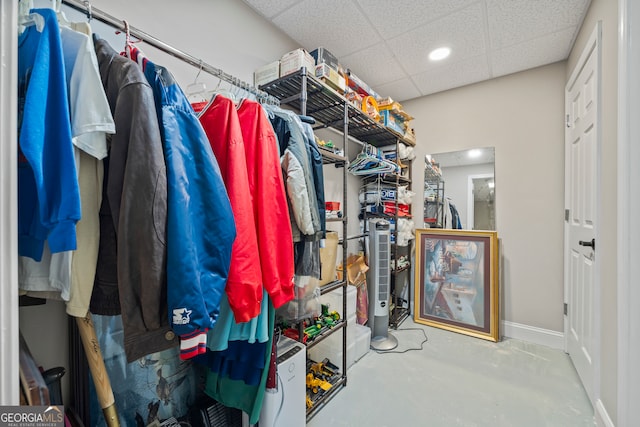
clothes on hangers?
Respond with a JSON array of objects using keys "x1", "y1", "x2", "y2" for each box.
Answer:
[
  {"x1": 263, "y1": 105, "x2": 320, "y2": 242},
  {"x1": 139, "y1": 56, "x2": 238, "y2": 361},
  {"x1": 299, "y1": 115, "x2": 326, "y2": 240},
  {"x1": 91, "y1": 37, "x2": 176, "y2": 362},
  {"x1": 18, "y1": 8, "x2": 81, "y2": 261},
  {"x1": 203, "y1": 302, "x2": 276, "y2": 425},
  {"x1": 236, "y1": 98, "x2": 295, "y2": 308},
  {"x1": 192, "y1": 95, "x2": 262, "y2": 324},
  {"x1": 19, "y1": 15, "x2": 115, "y2": 318},
  {"x1": 17, "y1": 4, "x2": 290, "y2": 420},
  {"x1": 187, "y1": 98, "x2": 296, "y2": 421},
  {"x1": 193, "y1": 98, "x2": 295, "y2": 414}
]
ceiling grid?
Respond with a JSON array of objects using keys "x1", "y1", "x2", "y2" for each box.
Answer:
[{"x1": 243, "y1": 0, "x2": 592, "y2": 101}]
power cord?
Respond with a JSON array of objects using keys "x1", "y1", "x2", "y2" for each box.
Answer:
[{"x1": 372, "y1": 327, "x2": 428, "y2": 354}]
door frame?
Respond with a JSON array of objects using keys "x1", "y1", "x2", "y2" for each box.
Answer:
[
  {"x1": 0, "y1": 0, "x2": 19, "y2": 405},
  {"x1": 467, "y1": 173, "x2": 493, "y2": 230},
  {"x1": 618, "y1": 0, "x2": 640, "y2": 424},
  {"x1": 563, "y1": 21, "x2": 602, "y2": 405}
]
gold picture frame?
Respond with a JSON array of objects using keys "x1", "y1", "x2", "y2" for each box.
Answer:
[{"x1": 414, "y1": 229, "x2": 499, "y2": 342}]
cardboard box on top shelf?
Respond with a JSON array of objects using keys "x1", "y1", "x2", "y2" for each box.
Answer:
[
  {"x1": 253, "y1": 60, "x2": 280, "y2": 87},
  {"x1": 280, "y1": 48, "x2": 315, "y2": 77},
  {"x1": 345, "y1": 69, "x2": 380, "y2": 99},
  {"x1": 315, "y1": 63, "x2": 346, "y2": 93},
  {"x1": 380, "y1": 110, "x2": 408, "y2": 135},
  {"x1": 377, "y1": 97, "x2": 414, "y2": 121}
]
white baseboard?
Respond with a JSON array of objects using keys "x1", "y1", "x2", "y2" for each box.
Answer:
[
  {"x1": 595, "y1": 399, "x2": 615, "y2": 427},
  {"x1": 501, "y1": 320, "x2": 564, "y2": 350}
]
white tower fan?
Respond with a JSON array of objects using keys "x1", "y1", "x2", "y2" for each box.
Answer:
[{"x1": 367, "y1": 219, "x2": 398, "y2": 351}]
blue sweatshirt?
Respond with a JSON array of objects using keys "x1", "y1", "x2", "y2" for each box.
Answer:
[{"x1": 18, "y1": 8, "x2": 80, "y2": 261}]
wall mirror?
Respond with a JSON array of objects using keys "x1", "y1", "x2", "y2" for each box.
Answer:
[{"x1": 424, "y1": 147, "x2": 495, "y2": 230}]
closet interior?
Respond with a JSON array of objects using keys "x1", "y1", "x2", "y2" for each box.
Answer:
[{"x1": 12, "y1": 0, "x2": 419, "y2": 426}]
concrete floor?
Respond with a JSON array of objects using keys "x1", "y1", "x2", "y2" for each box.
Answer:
[{"x1": 307, "y1": 320, "x2": 595, "y2": 427}]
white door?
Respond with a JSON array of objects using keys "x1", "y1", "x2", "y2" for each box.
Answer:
[{"x1": 564, "y1": 23, "x2": 601, "y2": 404}]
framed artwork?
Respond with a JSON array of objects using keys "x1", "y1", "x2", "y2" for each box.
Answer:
[{"x1": 414, "y1": 229, "x2": 499, "y2": 342}]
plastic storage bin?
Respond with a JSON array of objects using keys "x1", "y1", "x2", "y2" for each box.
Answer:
[
  {"x1": 354, "y1": 323, "x2": 371, "y2": 361},
  {"x1": 319, "y1": 285, "x2": 356, "y2": 319}
]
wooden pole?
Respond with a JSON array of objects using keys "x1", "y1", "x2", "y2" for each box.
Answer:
[{"x1": 75, "y1": 314, "x2": 119, "y2": 427}]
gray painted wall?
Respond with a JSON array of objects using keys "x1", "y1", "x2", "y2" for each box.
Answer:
[{"x1": 404, "y1": 62, "x2": 567, "y2": 333}]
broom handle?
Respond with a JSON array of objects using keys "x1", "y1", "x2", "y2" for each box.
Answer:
[{"x1": 75, "y1": 314, "x2": 120, "y2": 427}]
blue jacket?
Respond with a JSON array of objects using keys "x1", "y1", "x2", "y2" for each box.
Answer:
[
  {"x1": 18, "y1": 9, "x2": 80, "y2": 261},
  {"x1": 143, "y1": 60, "x2": 236, "y2": 360}
]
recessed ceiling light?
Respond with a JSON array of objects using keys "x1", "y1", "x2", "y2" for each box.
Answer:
[
  {"x1": 428, "y1": 47, "x2": 451, "y2": 61},
  {"x1": 468, "y1": 149, "x2": 481, "y2": 158}
]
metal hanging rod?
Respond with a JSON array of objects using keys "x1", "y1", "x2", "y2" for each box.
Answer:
[{"x1": 61, "y1": 0, "x2": 279, "y2": 106}]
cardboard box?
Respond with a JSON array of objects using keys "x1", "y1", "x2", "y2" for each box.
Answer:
[
  {"x1": 315, "y1": 63, "x2": 346, "y2": 93},
  {"x1": 253, "y1": 60, "x2": 280, "y2": 87},
  {"x1": 310, "y1": 47, "x2": 340, "y2": 71},
  {"x1": 319, "y1": 231, "x2": 338, "y2": 286},
  {"x1": 280, "y1": 48, "x2": 315, "y2": 77},
  {"x1": 380, "y1": 109, "x2": 406, "y2": 135},
  {"x1": 345, "y1": 70, "x2": 380, "y2": 99}
]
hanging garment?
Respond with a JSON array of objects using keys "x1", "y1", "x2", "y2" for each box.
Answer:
[
  {"x1": 203, "y1": 301, "x2": 275, "y2": 425},
  {"x1": 449, "y1": 201, "x2": 462, "y2": 229},
  {"x1": 198, "y1": 99, "x2": 296, "y2": 418},
  {"x1": 192, "y1": 95, "x2": 262, "y2": 323},
  {"x1": 91, "y1": 37, "x2": 175, "y2": 362},
  {"x1": 236, "y1": 99, "x2": 295, "y2": 308},
  {"x1": 195, "y1": 339, "x2": 267, "y2": 386},
  {"x1": 204, "y1": 290, "x2": 270, "y2": 353},
  {"x1": 443, "y1": 197, "x2": 453, "y2": 229},
  {"x1": 139, "y1": 58, "x2": 237, "y2": 360},
  {"x1": 18, "y1": 8, "x2": 80, "y2": 261},
  {"x1": 299, "y1": 115, "x2": 326, "y2": 239},
  {"x1": 263, "y1": 105, "x2": 318, "y2": 241},
  {"x1": 19, "y1": 24, "x2": 115, "y2": 318}
]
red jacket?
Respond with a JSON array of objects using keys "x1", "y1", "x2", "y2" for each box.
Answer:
[
  {"x1": 194, "y1": 96, "x2": 262, "y2": 322},
  {"x1": 237, "y1": 99, "x2": 294, "y2": 308}
]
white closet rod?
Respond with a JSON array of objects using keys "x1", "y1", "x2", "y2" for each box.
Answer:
[{"x1": 61, "y1": 0, "x2": 280, "y2": 106}]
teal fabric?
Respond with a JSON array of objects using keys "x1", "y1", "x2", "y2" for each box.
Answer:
[{"x1": 204, "y1": 300, "x2": 275, "y2": 424}]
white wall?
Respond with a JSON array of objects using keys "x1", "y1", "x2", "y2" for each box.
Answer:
[
  {"x1": 439, "y1": 162, "x2": 494, "y2": 229},
  {"x1": 567, "y1": 0, "x2": 619, "y2": 424},
  {"x1": 404, "y1": 62, "x2": 566, "y2": 333},
  {"x1": 57, "y1": 0, "x2": 299, "y2": 89}
]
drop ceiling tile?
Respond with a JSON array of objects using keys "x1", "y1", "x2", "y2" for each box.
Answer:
[
  {"x1": 273, "y1": 0, "x2": 381, "y2": 58},
  {"x1": 242, "y1": 0, "x2": 302, "y2": 19},
  {"x1": 491, "y1": 27, "x2": 576, "y2": 77},
  {"x1": 487, "y1": 0, "x2": 590, "y2": 49},
  {"x1": 340, "y1": 45, "x2": 406, "y2": 87},
  {"x1": 411, "y1": 55, "x2": 491, "y2": 96},
  {"x1": 373, "y1": 78, "x2": 422, "y2": 103},
  {"x1": 354, "y1": 0, "x2": 476, "y2": 39},
  {"x1": 387, "y1": 2, "x2": 487, "y2": 76}
]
